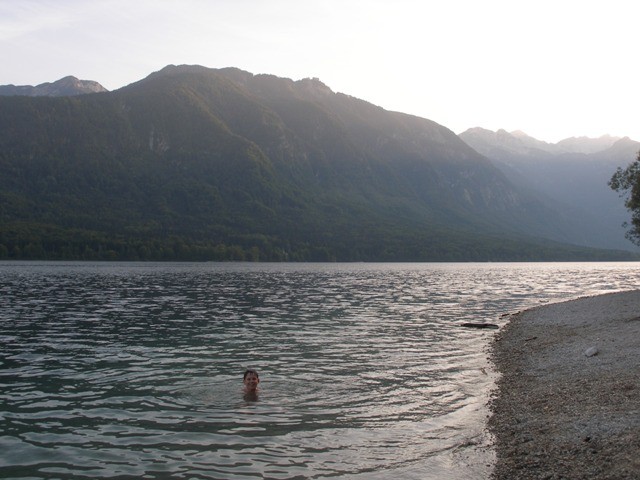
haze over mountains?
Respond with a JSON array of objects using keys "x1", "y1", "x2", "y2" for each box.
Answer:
[
  {"x1": 460, "y1": 128, "x2": 639, "y2": 251},
  {"x1": 0, "y1": 65, "x2": 637, "y2": 261}
]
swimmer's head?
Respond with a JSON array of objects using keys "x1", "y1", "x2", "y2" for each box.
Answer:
[{"x1": 243, "y1": 369, "x2": 260, "y2": 391}]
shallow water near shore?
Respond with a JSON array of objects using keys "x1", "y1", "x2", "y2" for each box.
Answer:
[{"x1": 1, "y1": 261, "x2": 639, "y2": 479}]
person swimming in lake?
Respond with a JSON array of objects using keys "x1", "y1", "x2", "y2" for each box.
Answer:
[{"x1": 243, "y1": 369, "x2": 260, "y2": 397}]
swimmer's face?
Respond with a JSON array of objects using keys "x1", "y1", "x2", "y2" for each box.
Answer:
[{"x1": 243, "y1": 372, "x2": 259, "y2": 391}]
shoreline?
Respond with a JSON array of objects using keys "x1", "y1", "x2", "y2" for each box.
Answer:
[{"x1": 489, "y1": 290, "x2": 640, "y2": 479}]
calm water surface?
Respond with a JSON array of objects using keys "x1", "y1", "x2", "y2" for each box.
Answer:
[{"x1": 1, "y1": 261, "x2": 639, "y2": 479}]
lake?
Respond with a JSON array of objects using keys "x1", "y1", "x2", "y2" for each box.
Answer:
[{"x1": 1, "y1": 261, "x2": 639, "y2": 479}]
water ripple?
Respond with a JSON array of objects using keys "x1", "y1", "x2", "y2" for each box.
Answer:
[{"x1": 1, "y1": 261, "x2": 640, "y2": 479}]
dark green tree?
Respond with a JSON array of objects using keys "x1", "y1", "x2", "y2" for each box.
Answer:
[{"x1": 609, "y1": 150, "x2": 640, "y2": 244}]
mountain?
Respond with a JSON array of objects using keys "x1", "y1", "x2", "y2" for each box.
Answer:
[
  {"x1": 556, "y1": 134, "x2": 621, "y2": 154},
  {"x1": 0, "y1": 76, "x2": 107, "y2": 97},
  {"x1": 460, "y1": 127, "x2": 622, "y2": 158},
  {"x1": 0, "y1": 65, "x2": 636, "y2": 261},
  {"x1": 459, "y1": 128, "x2": 640, "y2": 251}
]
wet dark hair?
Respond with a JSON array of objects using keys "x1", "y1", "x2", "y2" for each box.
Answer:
[{"x1": 243, "y1": 369, "x2": 259, "y2": 379}]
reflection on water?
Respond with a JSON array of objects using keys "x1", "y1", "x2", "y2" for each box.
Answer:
[{"x1": 1, "y1": 261, "x2": 639, "y2": 479}]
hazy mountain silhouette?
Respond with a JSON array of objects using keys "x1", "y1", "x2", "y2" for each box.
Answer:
[{"x1": 460, "y1": 128, "x2": 640, "y2": 251}]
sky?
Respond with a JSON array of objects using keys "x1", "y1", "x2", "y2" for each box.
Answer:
[{"x1": 1, "y1": 0, "x2": 639, "y2": 143}]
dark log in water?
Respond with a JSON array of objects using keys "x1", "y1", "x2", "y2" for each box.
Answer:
[{"x1": 460, "y1": 322, "x2": 499, "y2": 329}]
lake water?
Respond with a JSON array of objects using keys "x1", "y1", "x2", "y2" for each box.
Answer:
[{"x1": 1, "y1": 261, "x2": 639, "y2": 479}]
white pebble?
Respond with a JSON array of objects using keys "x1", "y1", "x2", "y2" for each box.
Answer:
[{"x1": 584, "y1": 346, "x2": 599, "y2": 357}]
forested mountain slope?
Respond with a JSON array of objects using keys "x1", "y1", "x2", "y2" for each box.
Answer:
[{"x1": 0, "y1": 65, "x2": 635, "y2": 261}]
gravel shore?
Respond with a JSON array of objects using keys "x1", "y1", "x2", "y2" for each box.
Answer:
[{"x1": 489, "y1": 290, "x2": 640, "y2": 479}]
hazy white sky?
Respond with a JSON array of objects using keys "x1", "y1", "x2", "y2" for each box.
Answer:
[{"x1": 1, "y1": 0, "x2": 638, "y2": 143}]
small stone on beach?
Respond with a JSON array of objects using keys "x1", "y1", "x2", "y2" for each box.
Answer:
[{"x1": 584, "y1": 346, "x2": 599, "y2": 357}]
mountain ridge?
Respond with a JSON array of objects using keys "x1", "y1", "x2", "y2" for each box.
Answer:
[
  {"x1": 0, "y1": 65, "x2": 636, "y2": 261},
  {"x1": 0, "y1": 75, "x2": 108, "y2": 97},
  {"x1": 459, "y1": 127, "x2": 625, "y2": 157}
]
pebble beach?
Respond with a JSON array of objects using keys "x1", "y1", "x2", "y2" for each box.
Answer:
[{"x1": 489, "y1": 290, "x2": 640, "y2": 479}]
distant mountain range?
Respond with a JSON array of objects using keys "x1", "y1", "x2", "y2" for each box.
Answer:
[
  {"x1": 0, "y1": 76, "x2": 107, "y2": 97},
  {"x1": 459, "y1": 128, "x2": 640, "y2": 251},
  {"x1": 0, "y1": 66, "x2": 637, "y2": 261},
  {"x1": 461, "y1": 128, "x2": 624, "y2": 156}
]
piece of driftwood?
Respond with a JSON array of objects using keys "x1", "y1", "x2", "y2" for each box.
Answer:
[{"x1": 460, "y1": 322, "x2": 499, "y2": 329}]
